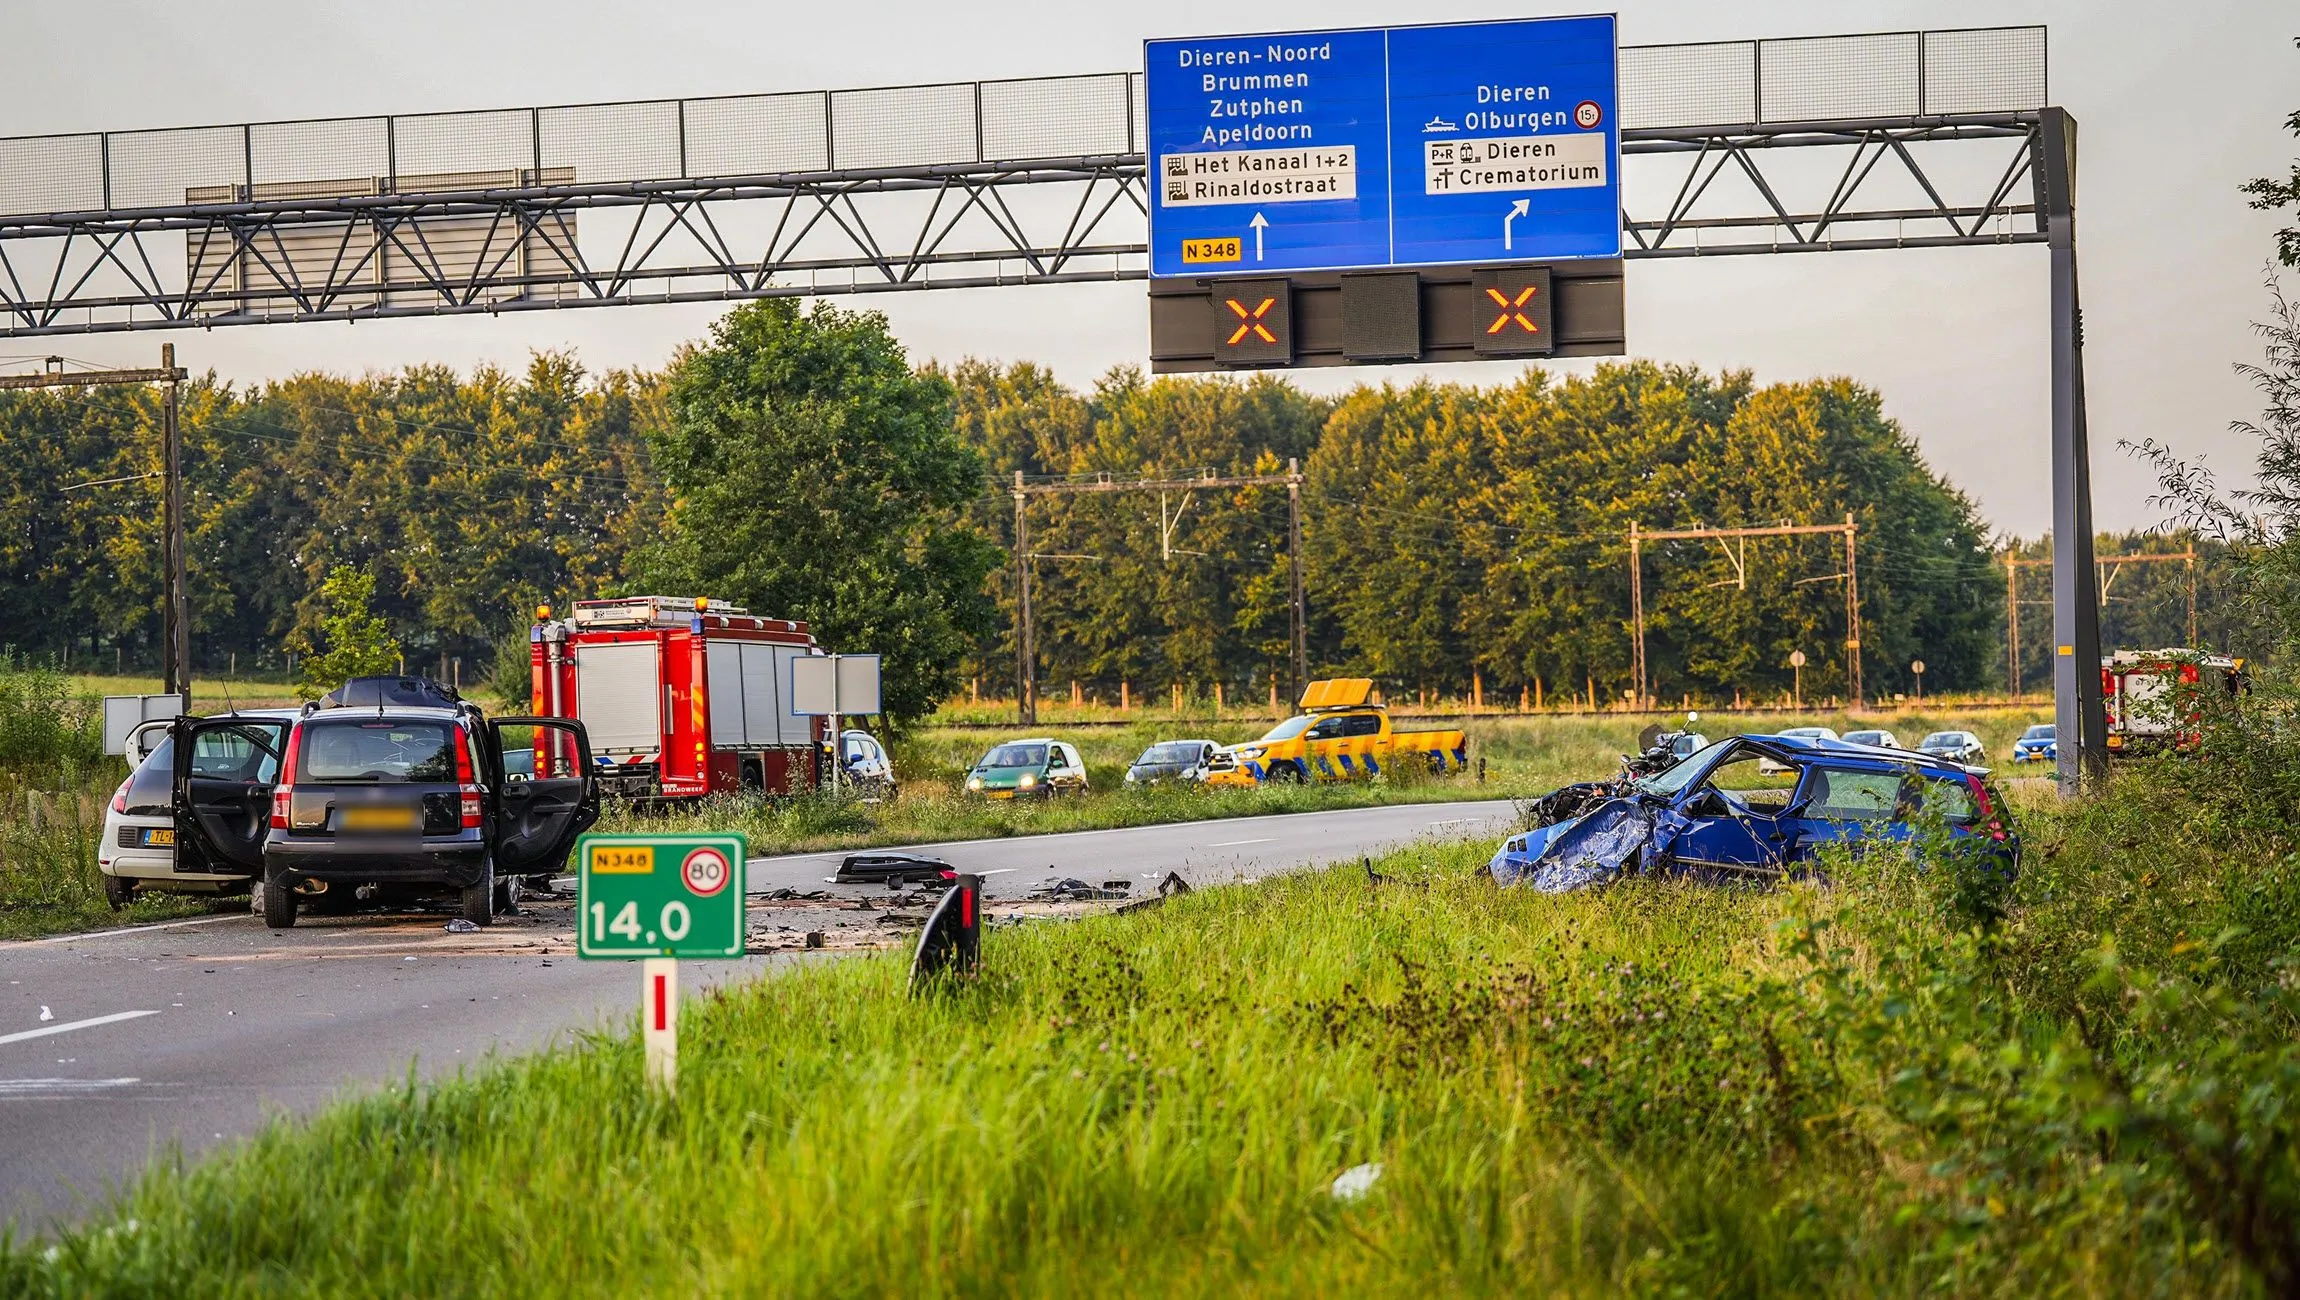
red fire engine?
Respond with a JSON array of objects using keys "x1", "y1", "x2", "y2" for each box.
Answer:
[
  {"x1": 2101, "y1": 648, "x2": 2246, "y2": 754},
  {"x1": 530, "y1": 596, "x2": 825, "y2": 800}
]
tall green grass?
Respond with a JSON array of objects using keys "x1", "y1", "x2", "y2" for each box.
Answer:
[
  {"x1": 9, "y1": 754, "x2": 2295, "y2": 1293},
  {"x1": 0, "y1": 658, "x2": 205, "y2": 937}
]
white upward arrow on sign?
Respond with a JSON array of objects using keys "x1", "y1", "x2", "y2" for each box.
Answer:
[
  {"x1": 1503, "y1": 198, "x2": 1530, "y2": 251},
  {"x1": 1249, "y1": 211, "x2": 1269, "y2": 261}
]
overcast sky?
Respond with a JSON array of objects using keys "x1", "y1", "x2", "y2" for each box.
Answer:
[{"x1": 3, "y1": 0, "x2": 2293, "y2": 537}]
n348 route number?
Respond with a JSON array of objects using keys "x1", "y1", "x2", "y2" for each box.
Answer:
[{"x1": 589, "y1": 899, "x2": 692, "y2": 947}]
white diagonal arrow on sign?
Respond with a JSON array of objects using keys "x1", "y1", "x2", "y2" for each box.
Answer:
[{"x1": 1503, "y1": 198, "x2": 1530, "y2": 251}]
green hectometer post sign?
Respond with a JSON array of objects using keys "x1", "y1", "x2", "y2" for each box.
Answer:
[{"x1": 576, "y1": 832, "x2": 746, "y2": 959}]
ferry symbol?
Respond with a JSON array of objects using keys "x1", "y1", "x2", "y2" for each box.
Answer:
[{"x1": 1422, "y1": 116, "x2": 1460, "y2": 134}]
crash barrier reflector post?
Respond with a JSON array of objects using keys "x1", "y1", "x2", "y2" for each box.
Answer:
[
  {"x1": 643, "y1": 957, "x2": 677, "y2": 1096},
  {"x1": 910, "y1": 873, "x2": 982, "y2": 991}
]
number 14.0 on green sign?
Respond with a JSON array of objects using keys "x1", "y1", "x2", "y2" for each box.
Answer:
[{"x1": 576, "y1": 833, "x2": 746, "y2": 959}]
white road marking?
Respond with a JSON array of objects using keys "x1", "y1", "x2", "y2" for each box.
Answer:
[
  {"x1": 0, "y1": 1078, "x2": 145, "y2": 1096},
  {"x1": 26, "y1": 914, "x2": 242, "y2": 945},
  {"x1": 0, "y1": 1009, "x2": 160, "y2": 1046},
  {"x1": 1205, "y1": 838, "x2": 1275, "y2": 847}
]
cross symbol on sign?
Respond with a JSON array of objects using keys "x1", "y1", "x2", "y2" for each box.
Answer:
[
  {"x1": 1484, "y1": 285, "x2": 1541, "y2": 335},
  {"x1": 1224, "y1": 296, "x2": 1279, "y2": 345}
]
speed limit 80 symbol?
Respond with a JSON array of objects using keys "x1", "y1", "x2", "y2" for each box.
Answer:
[{"x1": 681, "y1": 846, "x2": 732, "y2": 897}]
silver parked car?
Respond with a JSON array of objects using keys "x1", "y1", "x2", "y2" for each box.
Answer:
[{"x1": 1917, "y1": 729, "x2": 1988, "y2": 767}]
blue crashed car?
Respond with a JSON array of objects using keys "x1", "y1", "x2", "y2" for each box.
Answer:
[
  {"x1": 2010, "y1": 724, "x2": 2057, "y2": 764},
  {"x1": 1488, "y1": 733, "x2": 2017, "y2": 892}
]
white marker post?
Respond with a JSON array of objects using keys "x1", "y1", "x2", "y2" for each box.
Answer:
[{"x1": 643, "y1": 956, "x2": 677, "y2": 1095}]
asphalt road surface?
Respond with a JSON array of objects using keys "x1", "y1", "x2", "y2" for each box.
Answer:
[{"x1": 1, "y1": 798, "x2": 1514, "y2": 1230}]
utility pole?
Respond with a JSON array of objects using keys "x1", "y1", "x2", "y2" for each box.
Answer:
[
  {"x1": 1843, "y1": 512, "x2": 1863, "y2": 709},
  {"x1": 2007, "y1": 550, "x2": 2195, "y2": 703},
  {"x1": 1013, "y1": 470, "x2": 1034, "y2": 727},
  {"x1": 1010, "y1": 466, "x2": 1307, "y2": 720},
  {"x1": 0, "y1": 348, "x2": 190, "y2": 698},
  {"x1": 1626, "y1": 519, "x2": 1859, "y2": 713},
  {"x1": 1286, "y1": 457, "x2": 1306, "y2": 704},
  {"x1": 1628, "y1": 522, "x2": 1646, "y2": 708},
  {"x1": 2004, "y1": 554, "x2": 2021, "y2": 695},
  {"x1": 2187, "y1": 553, "x2": 2198, "y2": 646},
  {"x1": 161, "y1": 344, "x2": 187, "y2": 699}
]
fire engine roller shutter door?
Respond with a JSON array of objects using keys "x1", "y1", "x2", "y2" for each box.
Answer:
[
  {"x1": 574, "y1": 641, "x2": 663, "y2": 752},
  {"x1": 704, "y1": 641, "x2": 746, "y2": 744},
  {"x1": 738, "y1": 643, "x2": 782, "y2": 747},
  {"x1": 772, "y1": 646, "x2": 813, "y2": 744}
]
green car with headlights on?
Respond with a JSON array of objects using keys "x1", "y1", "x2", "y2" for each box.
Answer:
[{"x1": 963, "y1": 738, "x2": 1089, "y2": 799}]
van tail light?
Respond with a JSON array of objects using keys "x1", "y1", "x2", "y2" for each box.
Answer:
[
  {"x1": 111, "y1": 776, "x2": 131, "y2": 815},
  {"x1": 454, "y1": 726, "x2": 483, "y2": 829},
  {"x1": 1966, "y1": 774, "x2": 2009, "y2": 842}
]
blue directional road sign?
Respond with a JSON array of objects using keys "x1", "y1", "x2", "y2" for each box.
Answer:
[{"x1": 1145, "y1": 15, "x2": 1619, "y2": 278}]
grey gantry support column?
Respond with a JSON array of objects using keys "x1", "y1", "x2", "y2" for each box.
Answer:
[{"x1": 2039, "y1": 108, "x2": 2107, "y2": 795}]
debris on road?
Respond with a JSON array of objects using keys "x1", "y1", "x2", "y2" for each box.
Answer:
[
  {"x1": 1116, "y1": 872, "x2": 1194, "y2": 915},
  {"x1": 835, "y1": 853, "x2": 954, "y2": 886},
  {"x1": 444, "y1": 918, "x2": 479, "y2": 934},
  {"x1": 1026, "y1": 878, "x2": 1133, "y2": 902}
]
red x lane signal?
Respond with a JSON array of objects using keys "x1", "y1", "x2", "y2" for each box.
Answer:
[
  {"x1": 1484, "y1": 285, "x2": 1541, "y2": 335},
  {"x1": 1225, "y1": 295, "x2": 1279, "y2": 345},
  {"x1": 1207, "y1": 278, "x2": 1292, "y2": 365},
  {"x1": 1470, "y1": 267, "x2": 1555, "y2": 357}
]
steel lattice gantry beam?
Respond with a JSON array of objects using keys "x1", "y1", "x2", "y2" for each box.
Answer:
[{"x1": 0, "y1": 112, "x2": 2046, "y2": 336}]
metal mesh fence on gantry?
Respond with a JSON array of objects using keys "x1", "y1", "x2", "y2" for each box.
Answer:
[{"x1": 0, "y1": 27, "x2": 2043, "y2": 221}]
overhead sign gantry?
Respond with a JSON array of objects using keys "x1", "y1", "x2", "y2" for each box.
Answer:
[{"x1": 1144, "y1": 15, "x2": 1627, "y2": 370}]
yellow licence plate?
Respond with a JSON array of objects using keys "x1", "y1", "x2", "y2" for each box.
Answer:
[
  {"x1": 341, "y1": 806, "x2": 420, "y2": 832},
  {"x1": 141, "y1": 827, "x2": 175, "y2": 847}
]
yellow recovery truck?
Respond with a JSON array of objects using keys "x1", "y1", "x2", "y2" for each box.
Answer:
[{"x1": 1213, "y1": 679, "x2": 1469, "y2": 785}]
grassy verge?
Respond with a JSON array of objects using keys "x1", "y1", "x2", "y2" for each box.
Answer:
[
  {"x1": 0, "y1": 660, "x2": 210, "y2": 938},
  {"x1": 0, "y1": 789, "x2": 208, "y2": 940},
  {"x1": 61, "y1": 673, "x2": 301, "y2": 709},
  {"x1": 10, "y1": 756, "x2": 2296, "y2": 1293}
]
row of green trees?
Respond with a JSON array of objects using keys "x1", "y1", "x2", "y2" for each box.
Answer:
[{"x1": 0, "y1": 298, "x2": 2239, "y2": 720}]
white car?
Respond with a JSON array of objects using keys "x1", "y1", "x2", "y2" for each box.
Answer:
[
  {"x1": 1761, "y1": 725, "x2": 1840, "y2": 772},
  {"x1": 1840, "y1": 728, "x2": 1903, "y2": 750},
  {"x1": 1917, "y1": 729, "x2": 1988, "y2": 767},
  {"x1": 1775, "y1": 725, "x2": 1840, "y2": 743},
  {"x1": 98, "y1": 710, "x2": 298, "y2": 909}
]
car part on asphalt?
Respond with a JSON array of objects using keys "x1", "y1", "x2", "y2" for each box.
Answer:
[
  {"x1": 1027, "y1": 878, "x2": 1134, "y2": 901},
  {"x1": 910, "y1": 873, "x2": 982, "y2": 989},
  {"x1": 835, "y1": 852, "x2": 955, "y2": 885}
]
